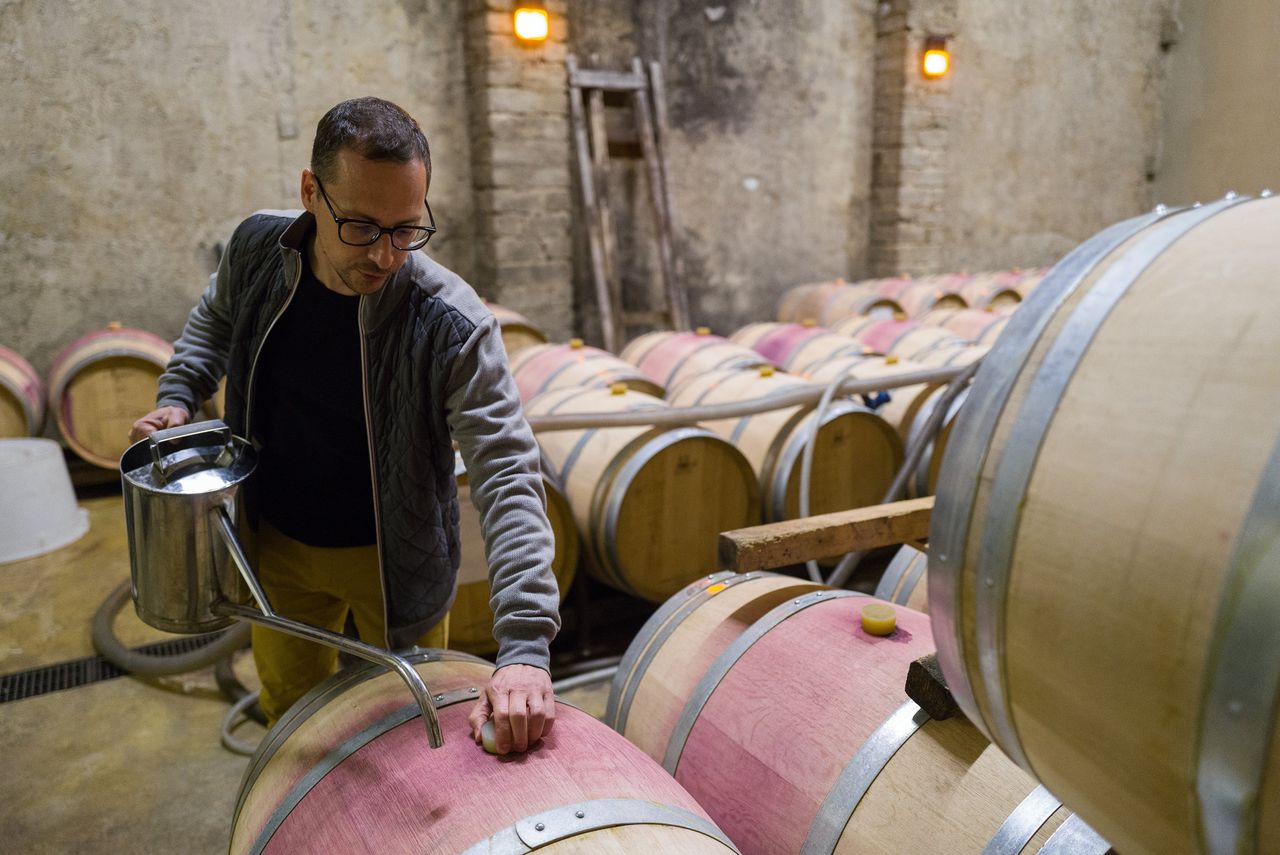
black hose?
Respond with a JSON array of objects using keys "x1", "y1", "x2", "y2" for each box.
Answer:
[{"x1": 92, "y1": 579, "x2": 251, "y2": 676}]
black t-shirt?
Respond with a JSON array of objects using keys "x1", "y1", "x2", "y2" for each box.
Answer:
[{"x1": 252, "y1": 247, "x2": 378, "y2": 547}]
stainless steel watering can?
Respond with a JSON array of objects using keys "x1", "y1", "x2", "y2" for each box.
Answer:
[{"x1": 120, "y1": 420, "x2": 443, "y2": 747}]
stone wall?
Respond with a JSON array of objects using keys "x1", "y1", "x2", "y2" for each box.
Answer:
[
  {"x1": 463, "y1": 0, "x2": 575, "y2": 338},
  {"x1": 568, "y1": 0, "x2": 879, "y2": 338},
  {"x1": 5, "y1": 0, "x2": 1269, "y2": 384},
  {"x1": 868, "y1": 0, "x2": 957, "y2": 276},
  {"x1": 935, "y1": 0, "x2": 1176, "y2": 272},
  {"x1": 1153, "y1": 0, "x2": 1280, "y2": 205},
  {"x1": 0, "y1": 0, "x2": 478, "y2": 377}
]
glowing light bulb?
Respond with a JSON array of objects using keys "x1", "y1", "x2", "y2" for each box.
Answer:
[
  {"x1": 922, "y1": 48, "x2": 949, "y2": 78},
  {"x1": 514, "y1": 8, "x2": 549, "y2": 42}
]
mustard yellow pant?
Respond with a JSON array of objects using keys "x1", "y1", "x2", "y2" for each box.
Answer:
[{"x1": 251, "y1": 522, "x2": 449, "y2": 726}]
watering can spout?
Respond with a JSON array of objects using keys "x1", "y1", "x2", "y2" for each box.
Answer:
[{"x1": 121, "y1": 419, "x2": 446, "y2": 748}]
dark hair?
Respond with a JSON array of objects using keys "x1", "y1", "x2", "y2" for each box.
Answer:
[{"x1": 310, "y1": 97, "x2": 431, "y2": 183}]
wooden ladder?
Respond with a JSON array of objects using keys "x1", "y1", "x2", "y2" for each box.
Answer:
[{"x1": 566, "y1": 56, "x2": 690, "y2": 353}]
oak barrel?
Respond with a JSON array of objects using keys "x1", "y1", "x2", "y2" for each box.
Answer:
[
  {"x1": 484, "y1": 300, "x2": 548, "y2": 356},
  {"x1": 896, "y1": 280, "x2": 969, "y2": 317},
  {"x1": 606, "y1": 573, "x2": 1109, "y2": 854},
  {"x1": 800, "y1": 354, "x2": 938, "y2": 441},
  {"x1": 619, "y1": 329, "x2": 771, "y2": 393},
  {"x1": 449, "y1": 457, "x2": 579, "y2": 654},
  {"x1": 956, "y1": 271, "x2": 1024, "y2": 312},
  {"x1": 230, "y1": 650, "x2": 738, "y2": 854},
  {"x1": 0, "y1": 346, "x2": 45, "y2": 438},
  {"x1": 667, "y1": 366, "x2": 903, "y2": 521},
  {"x1": 525, "y1": 385, "x2": 759, "y2": 601},
  {"x1": 873, "y1": 543, "x2": 929, "y2": 613},
  {"x1": 929, "y1": 195, "x2": 1280, "y2": 855},
  {"x1": 832, "y1": 315, "x2": 969, "y2": 364},
  {"x1": 509, "y1": 339, "x2": 664, "y2": 401},
  {"x1": 729, "y1": 322, "x2": 871, "y2": 371},
  {"x1": 47, "y1": 324, "x2": 173, "y2": 468},
  {"x1": 917, "y1": 307, "x2": 1012, "y2": 346},
  {"x1": 812, "y1": 283, "x2": 906, "y2": 325},
  {"x1": 1012, "y1": 266, "x2": 1050, "y2": 298},
  {"x1": 775, "y1": 278, "x2": 847, "y2": 323}
]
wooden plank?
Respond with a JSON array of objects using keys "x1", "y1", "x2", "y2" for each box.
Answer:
[
  {"x1": 647, "y1": 60, "x2": 690, "y2": 329},
  {"x1": 569, "y1": 68, "x2": 646, "y2": 91},
  {"x1": 565, "y1": 55, "x2": 617, "y2": 352},
  {"x1": 905, "y1": 653, "x2": 961, "y2": 720},
  {"x1": 620, "y1": 310, "x2": 671, "y2": 326},
  {"x1": 631, "y1": 58, "x2": 680, "y2": 334},
  {"x1": 587, "y1": 86, "x2": 624, "y2": 350},
  {"x1": 718, "y1": 496, "x2": 934, "y2": 573}
]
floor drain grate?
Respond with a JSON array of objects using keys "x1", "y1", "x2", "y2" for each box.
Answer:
[{"x1": 0, "y1": 633, "x2": 231, "y2": 704}]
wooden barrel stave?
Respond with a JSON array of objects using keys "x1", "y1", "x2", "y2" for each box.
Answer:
[
  {"x1": 449, "y1": 466, "x2": 579, "y2": 654},
  {"x1": 957, "y1": 271, "x2": 1024, "y2": 312},
  {"x1": 667, "y1": 367, "x2": 902, "y2": 521},
  {"x1": 526, "y1": 385, "x2": 758, "y2": 601},
  {"x1": 819, "y1": 283, "x2": 906, "y2": 326},
  {"x1": 620, "y1": 330, "x2": 771, "y2": 393},
  {"x1": 232, "y1": 652, "x2": 736, "y2": 854},
  {"x1": 833, "y1": 316, "x2": 968, "y2": 364},
  {"x1": 775, "y1": 279, "x2": 847, "y2": 323},
  {"x1": 731, "y1": 322, "x2": 876, "y2": 374},
  {"x1": 802, "y1": 355, "x2": 938, "y2": 440},
  {"x1": 873, "y1": 543, "x2": 929, "y2": 612},
  {"x1": 897, "y1": 281, "x2": 970, "y2": 318},
  {"x1": 608, "y1": 574, "x2": 1106, "y2": 853},
  {"x1": 929, "y1": 197, "x2": 1280, "y2": 854},
  {"x1": 917, "y1": 307, "x2": 1012, "y2": 346},
  {"x1": 1012, "y1": 267, "x2": 1050, "y2": 298},
  {"x1": 509, "y1": 341, "x2": 664, "y2": 401},
  {"x1": 483, "y1": 300, "x2": 548, "y2": 356},
  {"x1": 47, "y1": 326, "x2": 174, "y2": 468},
  {"x1": 0, "y1": 345, "x2": 45, "y2": 437}
]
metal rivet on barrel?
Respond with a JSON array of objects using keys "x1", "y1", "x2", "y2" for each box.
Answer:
[
  {"x1": 575, "y1": 810, "x2": 585, "y2": 819},
  {"x1": 469, "y1": 687, "x2": 478, "y2": 694},
  {"x1": 435, "y1": 695, "x2": 444, "y2": 702},
  {"x1": 535, "y1": 822, "x2": 546, "y2": 832}
]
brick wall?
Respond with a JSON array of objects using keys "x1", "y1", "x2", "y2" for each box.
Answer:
[
  {"x1": 463, "y1": 1, "x2": 575, "y2": 339},
  {"x1": 869, "y1": 0, "x2": 957, "y2": 277}
]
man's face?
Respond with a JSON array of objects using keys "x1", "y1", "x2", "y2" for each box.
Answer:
[{"x1": 301, "y1": 148, "x2": 429, "y2": 296}]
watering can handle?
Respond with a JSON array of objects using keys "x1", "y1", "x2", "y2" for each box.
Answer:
[{"x1": 148, "y1": 419, "x2": 234, "y2": 481}]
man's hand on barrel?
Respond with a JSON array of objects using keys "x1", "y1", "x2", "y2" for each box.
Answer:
[
  {"x1": 129, "y1": 406, "x2": 190, "y2": 443},
  {"x1": 469, "y1": 664, "x2": 555, "y2": 755}
]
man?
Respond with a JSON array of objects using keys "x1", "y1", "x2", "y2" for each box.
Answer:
[{"x1": 131, "y1": 97, "x2": 559, "y2": 755}]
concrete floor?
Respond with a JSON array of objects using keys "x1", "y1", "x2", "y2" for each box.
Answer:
[{"x1": 0, "y1": 493, "x2": 612, "y2": 855}]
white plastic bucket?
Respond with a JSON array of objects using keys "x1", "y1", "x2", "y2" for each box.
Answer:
[{"x1": 0, "y1": 438, "x2": 89, "y2": 563}]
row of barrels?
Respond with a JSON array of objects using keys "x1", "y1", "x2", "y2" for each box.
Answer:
[
  {"x1": 234, "y1": 196, "x2": 1280, "y2": 854},
  {"x1": 449, "y1": 310, "x2": 997, "y2": 652},
  {"x1": 775, "y1": 267, "x2": 1048, "y2": 327},
  {"x1": 481, "y1": 194, "x2": 1280, "y2": 855},
  {"x1": 0, "y1": 324, "x2": 222, "y2": 468},
  {"x1": 232, "y1": 577, "x2": 1109, "y2": 854}
]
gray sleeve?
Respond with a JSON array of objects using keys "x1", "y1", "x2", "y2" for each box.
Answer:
[
  {"x1": 445, "y1": 315, "x2": 561, "y2": 671},
  {"x1": 155, "y1": 228, "x2": 238, "y2": 414}
]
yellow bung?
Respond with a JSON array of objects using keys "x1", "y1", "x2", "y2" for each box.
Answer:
[{"x1": 860, "y1": 603, "x2": 897, "y2": 636}]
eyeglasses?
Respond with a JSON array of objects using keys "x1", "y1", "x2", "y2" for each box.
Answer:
[{"x1": 313, "y1": 174, "x2": 437, "y2": 251}]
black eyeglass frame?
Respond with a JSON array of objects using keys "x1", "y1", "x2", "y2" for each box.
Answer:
[{"x1": 313, "y1": 173, "x2": 437, "y2": 251}]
